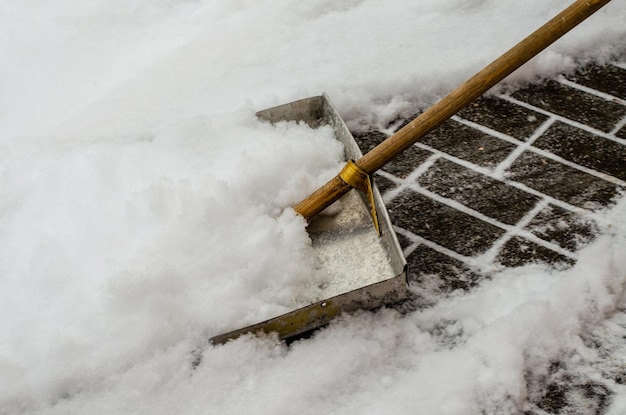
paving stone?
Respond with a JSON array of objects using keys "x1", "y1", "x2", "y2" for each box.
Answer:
[
  {"x1": 533, "y1": 121, "x2": 626, "y2": 181},
  {"x1": 406, "y1": 245, "x2": 483, "y2": 292},
  {"x1": 372, "y1": 172, "x2": 396, "y2": 195},
  {"x1": 421, "y1": 119, "x2": 518, "y2": 168},
  {"x1": 567, "y1": 63, "x2": 626, "y2": 101},
  {"x1": 536, "y1": 382, "x2": 568, "y2": 414},
  {"x1": 418, "y1": 158, "x2": 541, "y2": 225},
  {"x1": 569, "y1": 382, "x2": 612, "y2": 415},
  {"x1": 382, "y1": 145, "x2": 432, "y2": 178},
  {"x1": 394, "y1": 232, "x2": 413, "y2": 251},
  {"x1": 511, "y1": 80, "x2": 626, "y2": 132},
  {"x1": 353, "y1": 130, "x2": 387, "y2": 152},
  {"x1": 506, "y1": 151, "x2": 622, "y2": 210},
  {"x1": 617, "y1": 125, "x2": 626, "y2": 140},
  {"x1": 387, "y1": 190, "x2": 505, "y2": 256},
  {"x1": 496, "y1": 236, "x2": 575, "y2": 268},
  {"x1": 353, "y1": 130, "x2": 433, "y2": 178},
  {"x1": 535, "y1": 381, "x2": 612, "y2": 415},
  {"x1": 525, "y1": 204, "x2": 598, "y2": 252},
  {"x1": 457, "y1": 96, "x2": 549, "y2": 141}
]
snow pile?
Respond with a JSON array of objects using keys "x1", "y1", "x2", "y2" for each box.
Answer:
[
  {"x1": 5, "y1": 204, "x2": 624, "y2": 414},
  {"x1": 3, "y1": 0, "x2": 626, "y2": 138},
  {"x1": 0, "y1": 116, "x2": 346, "y2": 411},
  {"x1": 1, "y1": 0, "x2": 625, "y2": 414}
]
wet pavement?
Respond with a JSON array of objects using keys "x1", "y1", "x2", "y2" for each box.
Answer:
[{"x1": 353, "y1": 60, "x2": 626, "y2": 414}]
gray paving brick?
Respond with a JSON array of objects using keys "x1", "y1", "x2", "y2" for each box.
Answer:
[
  {"x1": 534, "y1": 379, "x2": 612, "y2": 415},
  {"x1": 406, "y1": 245, "x2": 483, "y2": 292},
  {"x1": 418, "y1": 158, "x2": 541, "y2": 225},
  {"x1": 457, "y1": 96, "x2": 548, "y2": 141},
  {"x1": 394, "y1": 232, "x2": 413, "y2": 251},
  {"x1": 421, "y1": 119, "x2": 517, "y2": 168},
  {"x1": 372, "y1": 172, "x2": 396, "y2": 195},
  {"x1": 354, "y1": 131, "x2": 433, "y2": 178},
  {"x1": 567, "y1": 64, "x2": 626, "y2": 100},
  {"x1": 387, "y1": 190, "x2": 505, "y2": 256},
  {"x1": 383, "y1": 145, "x2": 432, "y2": 178},
  {"x1": 506, "y1": 151, "x2": 622, "y2": 209},
  {"x1": 525, "y1": 204, "x2": 598, "y2": 252},
  {"x1": 353, "y1": 130, "x2": 387, "y2": 152},
  {"x1": 533, "y1": 121, "x2": 626, "y2": 181},
  {"x1": 511, "y1": 81, "x2": 626, "y2": 132},
  {"x1": 496, "y1": 236, "x2": 575, "y2": 268}
]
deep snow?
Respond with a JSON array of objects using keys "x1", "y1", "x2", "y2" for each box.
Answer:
[{"x1": 1, "y1": 0, "x2": 626, "y2": 414}]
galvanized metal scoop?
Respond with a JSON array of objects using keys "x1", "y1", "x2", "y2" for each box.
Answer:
[{"x1": 211, "y1": 95, "x2": 407, "y2": 344}]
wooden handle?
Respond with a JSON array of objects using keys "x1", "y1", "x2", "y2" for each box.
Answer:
[{"x1": 294, "y1": 0, "x2": 612, "y2": 221}]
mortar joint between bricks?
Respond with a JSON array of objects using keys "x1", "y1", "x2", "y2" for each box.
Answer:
[
  {"x1": 558, "y1": 76, "x2": 626, "y2": 107},
  {"x1": 499, "y1": 94, "x2": 625, "y2": 144},
  {"x1": 493, "y1": 116, "x2": 557, "y2": 179},
  {"x1": 381, "y1": 153, "x2": 440, "y2": 205}
]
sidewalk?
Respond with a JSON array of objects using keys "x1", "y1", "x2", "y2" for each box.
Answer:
[{"x1": 354, "y1": 60, "x2": 626, "y2": 414}]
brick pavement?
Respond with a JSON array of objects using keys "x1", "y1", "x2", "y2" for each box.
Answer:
[{"x1": 353, "y1": 60, "x2": 626, "y2": 414}]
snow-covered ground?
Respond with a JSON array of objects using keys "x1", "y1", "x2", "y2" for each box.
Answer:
[{"x1": 1, "y1": 1, "x2": 625, "y2": 413}]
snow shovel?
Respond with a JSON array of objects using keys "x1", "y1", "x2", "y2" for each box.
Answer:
[
  {"x1": 211, "y1": 94, "x2": 408, "y2": 345},
  {"x1": 210, "y1": 0, "x2": 611, "y2": 344}
]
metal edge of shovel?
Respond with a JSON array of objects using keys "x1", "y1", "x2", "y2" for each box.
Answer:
[{"x1": 210, "y1": 94, "x2": 408, "y2": 345}]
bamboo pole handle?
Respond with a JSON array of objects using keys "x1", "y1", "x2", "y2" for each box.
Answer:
[{"x1": 294, "y1": 0, "x2": 611, "y2": 221}]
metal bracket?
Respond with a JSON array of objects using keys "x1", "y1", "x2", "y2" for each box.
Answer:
[{"x1": 339, "y1": 160, "x2": 381, "y2": 236}]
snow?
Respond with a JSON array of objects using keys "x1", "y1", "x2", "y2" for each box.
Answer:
[{"x1": 1, "y1": 0, "x2": 625, "y2": 414}]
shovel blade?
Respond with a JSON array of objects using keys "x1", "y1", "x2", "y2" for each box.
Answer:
[{"x1": 211, "y1": 94, "x2": 407, "y2": 345}]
